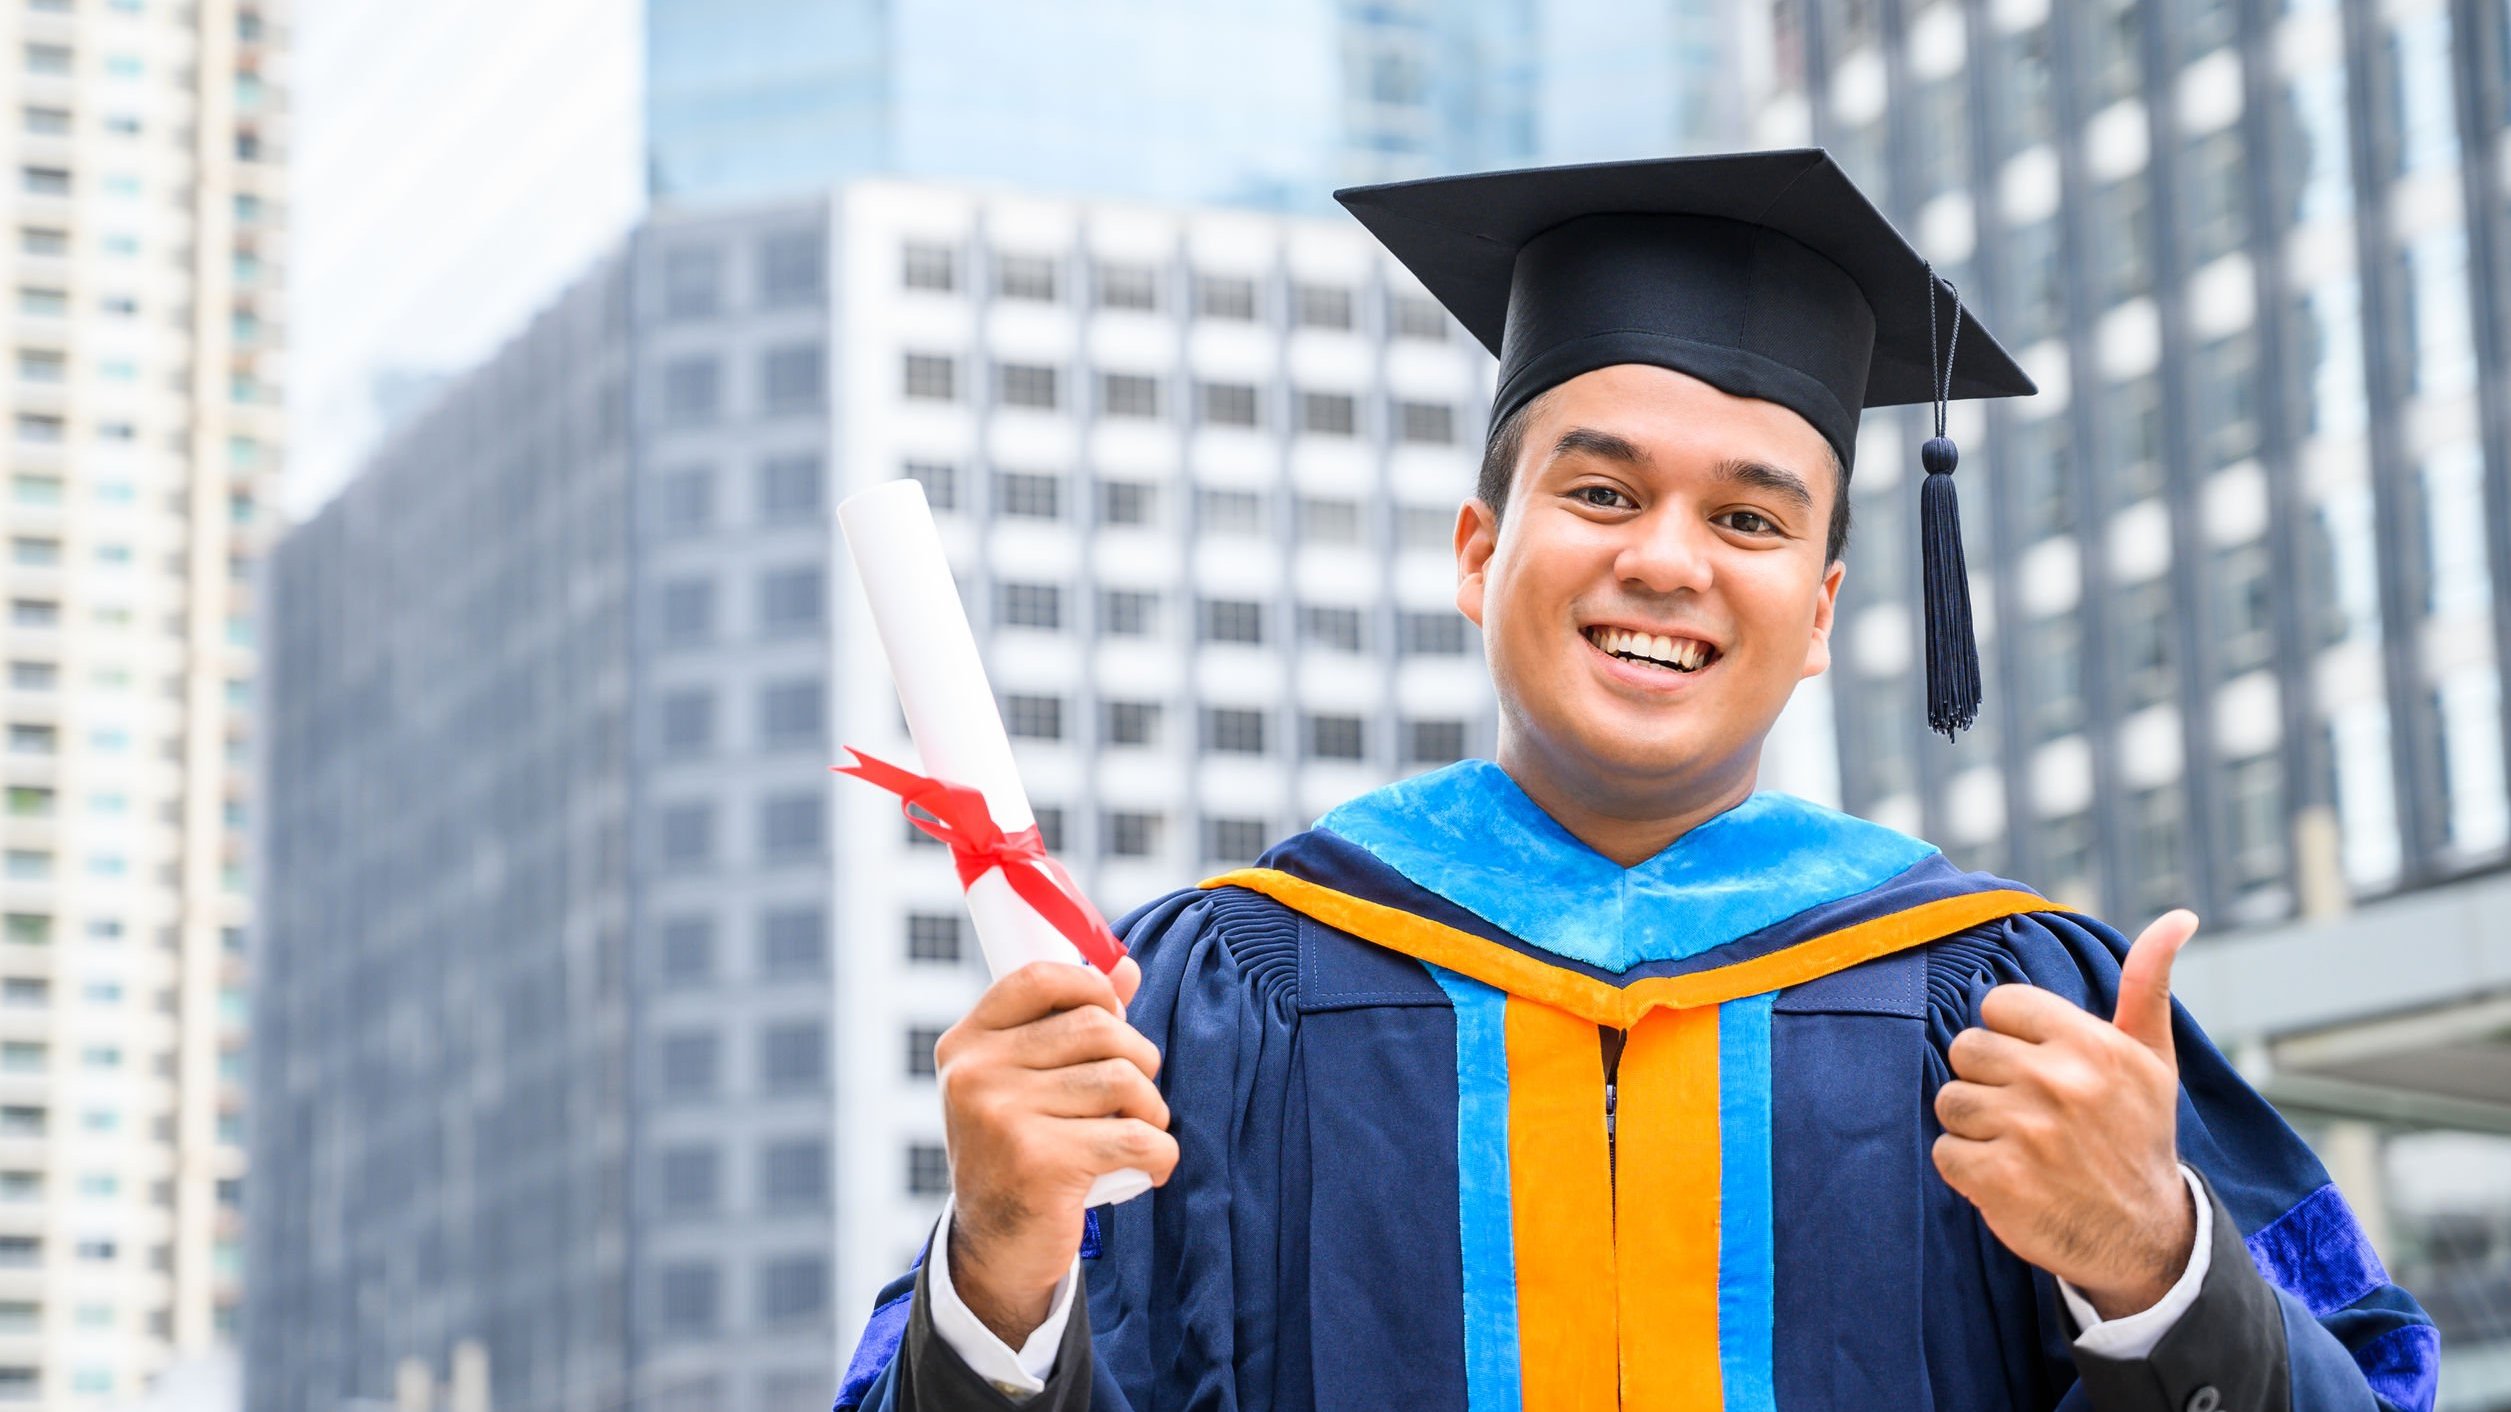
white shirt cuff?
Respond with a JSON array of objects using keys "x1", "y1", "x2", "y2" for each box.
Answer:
[
  {"x1": 2060, "y1": 1164, "x2": 2213, "y2": 1360},
  {"x1": 925, "y1": 1199, "x2": 1082, "y2": 1399}
]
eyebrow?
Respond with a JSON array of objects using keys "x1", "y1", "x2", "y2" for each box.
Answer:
[{"x1": 1548, "y1": 427, "x2": 1817, "y2": 512}]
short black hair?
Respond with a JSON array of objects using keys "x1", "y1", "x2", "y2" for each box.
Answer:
[{"x1": 1475, "y1": 397, "x2": 1854, "y2": 563}]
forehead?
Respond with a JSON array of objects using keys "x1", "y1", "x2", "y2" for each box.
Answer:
[{"x1": 1522, "y1": 364, "x2": 1837, "y2": 475}]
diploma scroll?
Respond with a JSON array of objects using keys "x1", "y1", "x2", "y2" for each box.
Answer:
[{"x1": 837, "y1": 479, "x2": 1152, "y2": 1208}]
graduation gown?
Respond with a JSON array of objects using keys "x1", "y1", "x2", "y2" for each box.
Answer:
[{"x1": 838, "y1": 762, "x2": 2438, "y2": 1411}]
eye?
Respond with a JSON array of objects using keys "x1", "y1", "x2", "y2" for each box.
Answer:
[
  {"x1": 1571, "y1": 484, "x2": 1635, "y2": 510},
  {"x1": 1717, "y1": 508, "x2": 1779, "y2": 536}
]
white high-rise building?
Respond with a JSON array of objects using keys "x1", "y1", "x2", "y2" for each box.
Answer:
[{"x1": 0, "y1": 0, "x2": 280, "y2": 1404}]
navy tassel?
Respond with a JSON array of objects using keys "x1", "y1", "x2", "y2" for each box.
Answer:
[
  {"x1": 1920, "y1": 436, "x2": 1980, "y2": 736},
  {"x1": 1919, "y1": 269, "x2": 1980, "y2": 738}
]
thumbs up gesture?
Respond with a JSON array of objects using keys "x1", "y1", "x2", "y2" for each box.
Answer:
[{"x1": 1931, "y1": 911, "x2": 2203, "y2": 1320}]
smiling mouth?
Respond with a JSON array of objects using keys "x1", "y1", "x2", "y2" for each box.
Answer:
[{"x1": 1583, "y1": 625, "x2": 1719, "y2": 675}]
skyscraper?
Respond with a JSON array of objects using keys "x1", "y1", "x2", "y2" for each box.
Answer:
[
  {"x1": 252, "y1": 178, "x2": 1507, "y2": 1412},
  {"x1": 1754, "y1": 0, "x2": 2510, "y2": 927},
  {"x1": 643, "y1": 0, "x2": 1756, "y2": 209},
  {"x1": 0, "y1": 0, "x2": 281, "y2": 1402}
]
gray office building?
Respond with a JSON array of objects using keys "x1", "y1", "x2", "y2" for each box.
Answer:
[{"x1": 1754, "y1": 0, "x2": 2511, "y2": 1387}]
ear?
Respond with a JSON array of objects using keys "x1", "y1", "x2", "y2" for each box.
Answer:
[
  {"x1": 1454, "y1": 499, "x2": 1499, "y2": 628},
  {"x1": 1799, "y1": 557, "x2": 1846, "y2": 681}
]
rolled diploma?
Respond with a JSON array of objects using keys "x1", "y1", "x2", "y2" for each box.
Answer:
[{"x1": 838, "y1": 478, "x2": 1152, "y2": 1207}]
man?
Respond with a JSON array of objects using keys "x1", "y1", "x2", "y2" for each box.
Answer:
[{"x1": 836, "y1": 152, "x2": 2437, "y2": 1410}]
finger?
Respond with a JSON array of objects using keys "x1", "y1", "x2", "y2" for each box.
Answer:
[
  {"x1": 1945, "y1": 1026, "x2": 2036, "y2": 1086},
  {"x1": 2113, "y1": 909, "x2": 2198, "y2": 1065},
  {"x1": 1023, "y1": 1058, "x2": 1171, "y2": 1127},
  {"x1": 1109, "y1": 955, "x2": 1142, "y2": 1007},
  {"x1": 965, "y1": 960, "x2": 1123, "y2": 1032},
  {"x1": 1930, "y1": 1131, "x2": 1998, "y2": 1196},
  {"x1": 1931, "y1": 1079, "x2": 2017, "y2": 1141},
  {"x1": 1977, "y1": 983, "x2": 2101, "y2": 1045},
  {"x1": 1069, "y1": 1117, "x2": 1182, "y2": 1185},
  {"x1": 1001, "y1": 1003, "x2": 1163, "y2": 1079}
]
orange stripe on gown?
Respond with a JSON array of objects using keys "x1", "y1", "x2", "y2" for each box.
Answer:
[
  {"x1": 1504, "y1": 996, "x2": 1619, "y2": 1412},
  {"x1": 1613, "y1": 1005, "x2": 1725, "y2": 1409}
]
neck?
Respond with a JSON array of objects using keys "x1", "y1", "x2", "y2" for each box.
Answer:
[{"x1": 1495, "y1": 730, "x2": 1760, "y2": 868}]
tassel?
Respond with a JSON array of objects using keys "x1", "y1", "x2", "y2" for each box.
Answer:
[{"x1": 1919, "y1": 435, "x2": 1981, "y2": 737}]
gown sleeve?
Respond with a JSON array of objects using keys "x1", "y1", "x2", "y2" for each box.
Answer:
[
  {"x1": 1922, "y1": 910, "x2": 2440, "y2": 1412},
  {"x1": 834, "y1": 884, "x2": 1308, "y2": 1412}
]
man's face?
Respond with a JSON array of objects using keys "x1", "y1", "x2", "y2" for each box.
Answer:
[{"x1": 1456, "y1": 364, "x2": 1846, "y2": 802}]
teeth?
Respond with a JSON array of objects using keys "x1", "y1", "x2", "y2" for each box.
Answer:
[
  {"x1": 1587, "y1": 626, "x2": 1710, "y2": 672},
  {"x1": 1652, "y1": 634, "x2": 1675, "y2": 665}
]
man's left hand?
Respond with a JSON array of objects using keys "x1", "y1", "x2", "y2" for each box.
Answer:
[{"x1": 1931, "y1": 910, "x2": 2202, "y2": 1320}]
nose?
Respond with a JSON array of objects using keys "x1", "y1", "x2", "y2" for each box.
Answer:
[{"x1": 1613, "y1": 506, "x2": 1716, "y2": 597}]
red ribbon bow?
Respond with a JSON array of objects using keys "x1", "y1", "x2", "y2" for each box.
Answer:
[{"x1": 834, "y1": 748, "x2": 1126, "y2": 973}]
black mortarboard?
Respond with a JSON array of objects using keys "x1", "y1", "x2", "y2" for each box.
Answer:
[{"x1": 1335, "y1": 148, "x2": 2038, "y2": 738}]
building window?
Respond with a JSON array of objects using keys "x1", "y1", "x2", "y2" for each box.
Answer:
[
  {"x1": 1296, "y1": 390, "x2": 1357, "y2": 436},
  {"x1": 2130, "y1": 786, "x2": 2189, "y2": 915},
  {"x1": 2405, "y1": 229, "x2": 2477, "y2": 399},
  {"x1": 2117, "y1": 580, "x2": 2175, "y2": 712},
  {"x1": 997, "y1": 362, "x2": 1060, "y2": 410},
  {"x1": 902, "y1": 353, "x2": 958, "y2": 402},
  {"x1": 1103, "y1": 700, "x2": 1161, "y2": 747},
  {"x1": 906, "y1": 1143, "x2": 951, "y2": 1196},
  {"x1": 995, "y1": 253, "x2": 1060, "y2": 302},
  {"x1": 1033, "y1": 807, "x2": 1067, "y2": 852},
  {"x1": 2390, "y1": 11, "x2": 2459, "y2": 176},
  {"x1": 904, "y1": 461, "x2": 958, "y2": 510},
  {"x1": 995, "y1": 470, "x2": 1063, "y2": 520},
  {"x1": 2010, "y1": 414, "x2": 2076, "y2": 543},
  {"x1": 1201, "y1": 816, "x2": 1271, "y2": 864},
  {"x1": 1300, "y1": 604, "x2": 1366, "y2": 652},
  {"x1": 658, "y1": 1031, "x2": 721, "y2": 1100},
  {"x1": 657, "y1": 1262, "x2": 720, "y2": 1336},
  {"x1": 905, "y1": 1026, "x2": 946, "y2": 1079},
  {"x1": 760, "y1": 343, "x2": 824, "y2": 414},
  {"x1": 1292, "y1": 283, "x2": 1353, "y2": 330},
  {"x1": 1202, "y1": 707, "x2": 1269, "y2": 755},
  {"x1": 759, "y1": 1021, "x2": 825, "y2": 1094},
  {"x1": 1196, "y1": 487, "x2": 1267, "y2": 535},
  {"x1": 1197, "y1": 381, "x2": 1261, "y2": 428},
  {"x1": 2103, "y1": 375, "x2": 2164, "y2": 506},
  {"x1": 2192, "y1": 334, "x2": 2258, "y2": 471},
  {"x1": 1199, "y1": 599, "x2": 1266, "y2": 646},
  {"x1": 760, "y1": 230, "x2": 824, "y2": 305},
  {"x1": 1099, "y1": 589, "x2": 1159, "y2": 636},
  {"x1": 658, "y1": 466, "x2": 713, "y2": 535},
  {"x1": 21, "y1": 167, "x2": 70, "y2": 198},
  {"x1": 659, "y1": 689, "x2": 715, "y2": 755},
  {"x1": 902, "y1": 242, "x2": 958, "y2": 293},
  {"x1": 1403, "y1": 719, "x2": 1467, "y2": 765},
  {"x1": 757, "y1": 453, "x2": 822, "y2": 516},
  {"x1": 1296, "y1": 496, "x2": 1362, "y2": 545},
  {"x1": 1399, "y1": 505, "x2": 1458, "y2": 551},
  {"x1": 758, "y1": 1255, "x2": 829, "y2": 1323},
  {"x1": 1099, "y1": 372, "x2": 1162, "y2": 419},
  {"x1": 658, "y1": 1145, "x2": 720, "y2": 1214},
  {"x1": 660, "y1": 357, "x2": 721, "y2": 427},
  {"x1": 1099, "y1": 481, "x2": 1158, "y2": 526},
  {"x1": 662, "y1": 246, "x2": 720, "y2": 320},
  {"x1": 2184, "y1": 129, "x2": 2247, "y2": 267},
  {"x1": 759, "y1": 794, "x2": 824, "y2": 860},
  {"x1": 1400, "y1": 611, "x2": 1470, "y2": 656},
  {"x1": 905, "y1": 913, "x2": 963, "y2": 964},
  {"x1": 760, "y1": 1138, "x2": 828, "y2": 1208},
  {"x1": 659, "y1": 917, "x2": 715, "y2": 984},
  {"x1": 2222, "y1": 754, "x2": 2285, "y2": 895},
  {"x1": 1195, "y1": 274, "x2": 1258, "y2": 321},
  {"x1": 759, "y1": 907, "x2": 826, "y2": 977},
  {"x1": 1390, "y1": 294, "x2": 1448, "y2": 340},
  {"x1": 758, "y1": 678, "x2": 823, "y2": 749},
  {"x1": 1103, "y1": 810, "x2": 1162, "y2": 858},
  {"x1": 997, "y1": 582, "x2": 1064, "y2": 631},
  {"x1": 1004, "y1": 694, "x2": 1064, "y2": 740},
  {"x1": 2092, "y1": 174, "x2": 2151, "y2": 307},
  {"x1": 757, "y1": 566, "x2": 824, "y2": 635},
  {"x1": 1094, "y1": 263, "x2": 1160, "y2": 311},
  {"x1": 659, "y1": 804, "x2": 716, "y2": 868},
  {"x1": 1307, "y1": 714, "x2": 1366, "y2": 761}
]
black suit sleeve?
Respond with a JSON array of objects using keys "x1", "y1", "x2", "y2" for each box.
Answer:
[
  {"x1": 892, "y1": 1257, "x2": 1096, "y2": 1412},
  {"x1": 2070, "y1": 1172, "x2": 2293, "y2": 1412}
]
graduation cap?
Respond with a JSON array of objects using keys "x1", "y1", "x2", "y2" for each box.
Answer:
[{"x1": 1336, "y1": 148, "x2": 2037, "y2": 738}]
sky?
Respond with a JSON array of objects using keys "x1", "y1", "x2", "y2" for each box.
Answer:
[{"x1": 289, "y1": 0, "x2": 644, "y2": 517}]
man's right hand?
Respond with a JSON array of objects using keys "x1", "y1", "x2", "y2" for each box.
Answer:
[{"x1": 937, "y1": 956, "x2": 1177, "y2": 1349}]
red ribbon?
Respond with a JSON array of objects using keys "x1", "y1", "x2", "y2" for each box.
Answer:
[{"x1": 833, "y1": 748, "x2": 1126, "y2": 973}]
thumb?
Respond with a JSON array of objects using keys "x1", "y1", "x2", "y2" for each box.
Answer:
[
  {"x1": 2112, "y1": 909, "x2": 2198, "y2": 1065},
  {"x1": 1108, "y1": 954, "x2": 1143, "y2": 1008}
]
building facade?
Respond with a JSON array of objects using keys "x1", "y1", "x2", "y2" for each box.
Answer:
[
  {"x1": 1756, "y1": 0, "x2": 2511, "y2": 927},
  {"x1": 644, "y1": 0, "x2": 1756, "y2": 209},
  {"x1": 252, "y1": 179, "x2": 1506, "y2": 1412},
  {"x1": 0, "y1": 0, "x2": 280, "y2": 1404}
]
